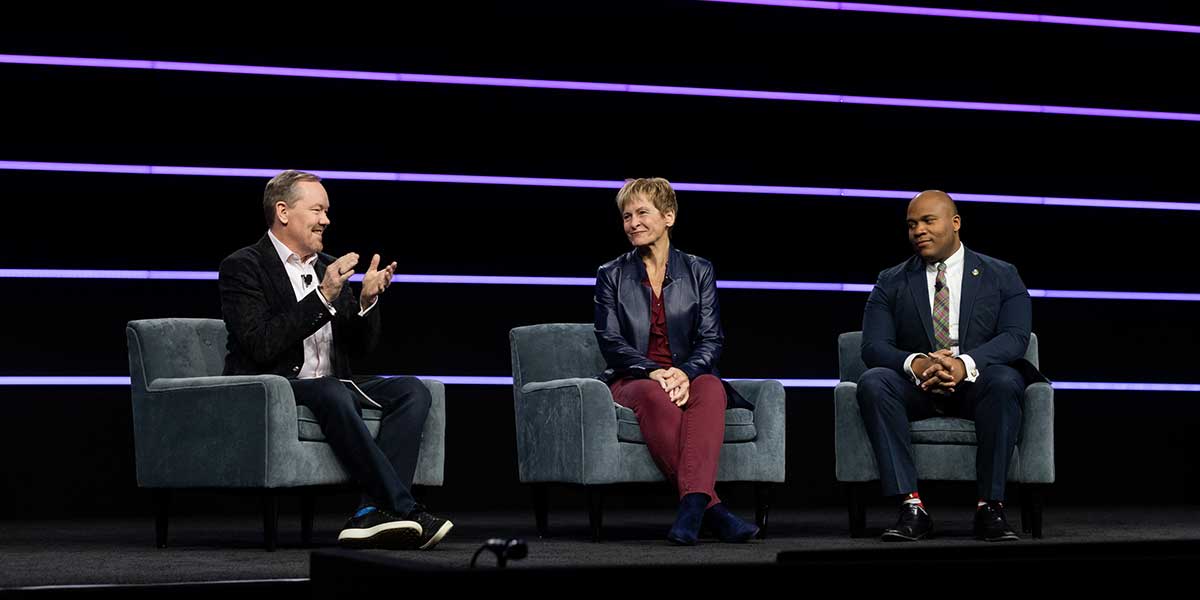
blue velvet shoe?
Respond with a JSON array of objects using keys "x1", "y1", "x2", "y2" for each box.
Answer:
[
  {"x1": 666, "y1": 493, "x2": 709, "y2": 545},
  {"x1": 703, "y1": 503, "x2": 759, "y2": 542}
]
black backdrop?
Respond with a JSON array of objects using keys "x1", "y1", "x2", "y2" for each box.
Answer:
[{"x1": 2, "y1": 1, "x2": 1198, "y2": 518}]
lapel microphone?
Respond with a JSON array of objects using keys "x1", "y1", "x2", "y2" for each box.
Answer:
[{"x1": 301, "y1": 274, "x2": 313, "y2": 287}]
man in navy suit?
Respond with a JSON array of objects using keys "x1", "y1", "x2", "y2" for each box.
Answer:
[{"x1": 858, "y1": 190, "x2": 1040, "y2": 542}]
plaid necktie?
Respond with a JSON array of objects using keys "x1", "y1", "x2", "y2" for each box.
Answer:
[{"x1": 932, "y1": 262, "x2": 952, "y2": 350}]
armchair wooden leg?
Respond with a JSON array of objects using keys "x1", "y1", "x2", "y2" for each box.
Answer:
[
  {"x1": 531, "y1": 484, "x2": 550, "y2": 538},
  {"x1": 847, "y1": 482, "x2": 867, "y2": 538},
  {"x1": 1030, "y1": 484, "x2": 1046, "y2": 539},
  {"x1": 754, "y1": 483, "x2": 773, "y2": 539},
  {"x1": 300, "y1": 492, "x2": 316, "y2": 547},
  {"x1": 262, "y1": 492, "x2": 279, "y2": 552},
  {"x1": 1020, "y1": 486, "x2": 1032, "y2": 534},
  {"x1": 153, "y1": 489, "x2": 171, "y2": 548},
  {"x1": 585, "y1": 486, "x2": 604, "y2": 543}
]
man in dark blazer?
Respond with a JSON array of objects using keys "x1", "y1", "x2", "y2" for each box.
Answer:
[
  {"x1": 858, "y1": 190, "x2": 1041, "y2": 542},
  {"x1": 219, "y1": 170, "x2": 451, "y2": 550}
]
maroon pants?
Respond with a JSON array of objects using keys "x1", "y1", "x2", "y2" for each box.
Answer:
[{"x1": 610, "y1": 374, "x2": 727, "y2": 507}]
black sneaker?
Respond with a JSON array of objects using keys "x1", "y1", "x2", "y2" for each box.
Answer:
[
  {"x1": 408, "y1": 509, "x2": 453, "y2": 550},
  {"x1": 974, "y1": 502, "x2": 1019, "y2": 542},
  {"x1": 881, "y1": 502, "x2": 933, "y2": 542},
  {"x1": 337, "y1": 508, "x2": 422, "y2": 549}
]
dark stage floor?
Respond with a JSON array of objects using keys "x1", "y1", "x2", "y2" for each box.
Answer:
[{"x1": 3, "y1": 505, "x2": 1200, "y2": 590}]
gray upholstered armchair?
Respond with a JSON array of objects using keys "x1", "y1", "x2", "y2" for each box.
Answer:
[
  {"x1": 126, "y1": 318, "x2": 445, "y2": 551},
  {"x1": 834, "y1": 331, "x2": 1054, "y2": 538},
  {"x1": 509, "y1": 323, "x2": 786, "y2": 541}
]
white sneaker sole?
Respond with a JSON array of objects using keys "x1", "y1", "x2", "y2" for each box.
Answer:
[
  {"x1": 338, "y1": 520, "x2": 423, "y2": 549},
  {"x1": 418, "y1": 520, "x2": 453, "y2": 550}
]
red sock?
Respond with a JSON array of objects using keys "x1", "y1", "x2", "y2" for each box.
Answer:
[{"x1": 903, "y1": 492, "x2": 924, "y2": 508}]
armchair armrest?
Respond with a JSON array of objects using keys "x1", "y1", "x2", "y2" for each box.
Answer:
[
  {"x1": 727, "y1": 379, "x2": 787, "y2": 482},
  {"x1": 133, "y1": 374, "x2": 297, "y2": 488},
  {"x1": 514, "y1": 378, "x2": 622, "y2": 485},
  {"x1": 1018, "y1": 382, "x2": 1055, "y2": 483},
  {"x1": 833, "y1": 381, "x2": 879, "y2": 482},
  {"x1": 413, "y1": 379, "x2": 446, "y2": 486}
]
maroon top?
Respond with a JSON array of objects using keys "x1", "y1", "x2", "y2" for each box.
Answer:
[{"x1": 645, "y1": 280, "x2": 673, "y2": 369}]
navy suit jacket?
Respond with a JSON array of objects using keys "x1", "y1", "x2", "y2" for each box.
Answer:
[
  {"x1": 861, "y1": 247, "x2": 1044, "y2": 385},
  {"x1": 593, "y1": 247, "x2": 751, "y2": 408}
]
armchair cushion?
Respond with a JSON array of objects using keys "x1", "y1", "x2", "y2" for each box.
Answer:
[
  {"x1": 910, "y1": 417, "x2": 978, "y2": 445},
  {"x1": 615, "y1": 405, "x2": 757, "y2": 443}
]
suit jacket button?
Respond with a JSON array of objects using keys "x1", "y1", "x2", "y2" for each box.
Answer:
[{"x1": 293, "y1": 366, "x2": 300, "y2": 373}]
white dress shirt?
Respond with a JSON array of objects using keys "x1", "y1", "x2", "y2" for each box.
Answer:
[
  {"x1": 903, "y1": 242, "x2": 980, "y2": 386},
  {"x1": 267, "y1": 230, "x2": 338, "y2": 379},
  {"x1": 267, "y1": 231, "x2": 380, "y2": 380}
]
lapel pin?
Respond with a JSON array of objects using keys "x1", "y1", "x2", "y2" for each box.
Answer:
[{"x1": 971, "y1": 268, "x2": 980, "y2": 276}]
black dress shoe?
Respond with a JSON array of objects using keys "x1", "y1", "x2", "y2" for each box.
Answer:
[
  {"x1": 974, "y1": 502, "x2": 1020, "y2": 542},
  {"x1": 881, "y1": 502, "x2": 933, "y2": 542}
]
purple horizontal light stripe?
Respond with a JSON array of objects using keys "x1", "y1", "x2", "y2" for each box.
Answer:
[
  {"x1": 385, "y1": 274, "x2": 595, "y2": 287},
  {"x1": 1028, "y1": 289, "x2": 1200, "y2": 302},
  {"x1": 151, "y1": 166, "x2": 301, "y2": 178},
  {"x1": 3, "y1": 269, "x2": 1199, "y2": 301},
  {"x1": 394, "y1": 173, "x2": 618, "y2": 188},
  {"x1": 842, "y1": 3, "x2": 1039, "y2": 23},
  {"x1": 399, "y1": 73, "x2": 627, "y2": 92},
  {"x1": 0, "y1": 269, "x2": 220, "y2": 280},
  {"x1": 0, "y1": 55, "x2": 156, "y2": 69},
  {"x1": 147, "y1": 271, "x2": 221, "y2": 281},
  {"x1": 156, "y1": 60, "x2": 398, "y2": 82},
  {"x1": 717, "y1": 280, "x2": 849, "y2": 291},
  {"x1": 0, "y1": 377, "x2": 133, "y2": 386},
  {"x1": 0, "y1": 376, "x2": 518, "y2": 386},
  {"x1": 304, "y1": 169, "x2": 400, "y2": 182},
  {"x1": 3, "y1": 376, "x2": 1199, "y2": 392},
  {"x1": 1040, "y1": 15, "x2": 1200, "y2": 34},
  {"x1": 1041, "y1": 105, "x2": 1200, "y2": 121},
  {"x1": 841, "y1": 284, "x2": 877, "y2": 293},
  {"x1": 749, "y1": 378, "x2": 841, "y2": 388},
  {"x1": 4, "y1": 53, "x2": 1200, "y2": 122},
  {"x1": 839, "y1": 188, "x2": 914, "y2": 200},
  {"x1": 398, "y1": 376, "x2": 515, "y2": 386},
  {"x1": 1040, "y1": 197, "x2": 1200, "y2": 211},
  {"x1": 672, "y1": 182, "x2": 842, "y2": 196},
  {"x1": 4, "y1": 160, "x2": 1200, "y2": 212},
  {"x1": 949, "y1": 193, "x2": 1047, "y2": 206},
  {"x1": 703, "y1": 1, "x2": 1200, "y2": 34},
  {"x1": 626, "y1": 83, "x2": 841, "y2": 103},
  {"x1": 842, "y1": 95, "x2": 1042, "y2": 114},
  {"x1": 0, "y1": 161, "x2": 152, "y2": 175},
  {"x1": 1051, "y1": 382, "x2": 1200, "y2": 392}
]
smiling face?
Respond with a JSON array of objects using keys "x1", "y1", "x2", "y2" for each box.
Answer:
[
  {"x1": 274, "y1": 181, "x2": 331, "y2": 259},
  {"x1": 906, "y1": 190, "x2": 961, "y2": 263},
  {"x1": 621, "y1": 193, "x2": 675, "y2": 249}
]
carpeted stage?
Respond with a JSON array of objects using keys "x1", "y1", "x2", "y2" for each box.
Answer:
[{"x1": 4, "y1": 506, "x2": 1200, "y2": 596}]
